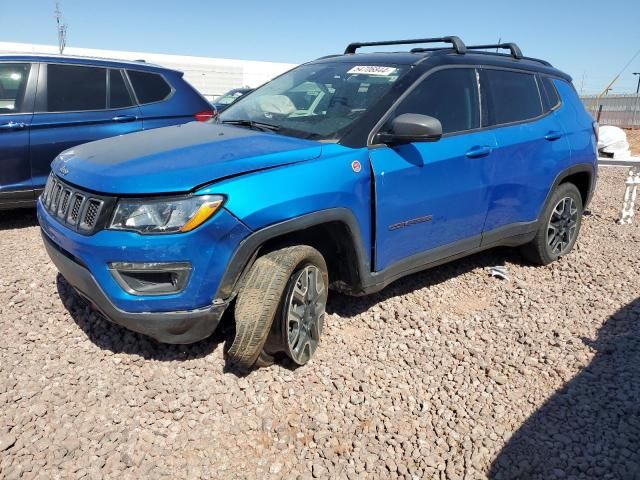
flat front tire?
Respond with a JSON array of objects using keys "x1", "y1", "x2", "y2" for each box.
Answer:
[{"x1": 227, "y1": 245, "x2": 328, "y2": 370}]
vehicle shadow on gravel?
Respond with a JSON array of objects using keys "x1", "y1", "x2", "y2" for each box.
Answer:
[
  {"x1": 0, "y1": 208, "x2": 38, "y2": 231},
  {"x1": 489, "y1": 297, "x2": 640, "y2": 479},
  {"x1": 56, "y1": 274, "x2": 232, "y2": 362},
  {"x1": 327, "y1": 246, "x2": 524, "y2": 317}
]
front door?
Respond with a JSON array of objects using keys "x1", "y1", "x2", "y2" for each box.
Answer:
[
  {"x1": 0, "y1": 62, "x2": 36, "y2": 206},
  {"x1": 371, "y1": 67, "x2": 496, "y2": 271},
  {"x1": 30, "y1": 64, "x2": 142, "y2": 191}
]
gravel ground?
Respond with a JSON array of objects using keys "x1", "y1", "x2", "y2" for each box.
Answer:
[{"x1": 1, "y1": 167, "x2": 639, "y2": 480}]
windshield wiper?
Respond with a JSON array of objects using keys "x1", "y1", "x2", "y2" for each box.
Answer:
[{"x1": 221, "y1": 119, "x2": 281, "y2": 132}]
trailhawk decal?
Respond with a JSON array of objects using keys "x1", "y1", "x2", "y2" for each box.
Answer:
[{"x1": 388, "y1": 215, "x2": 433, "y2": 231}]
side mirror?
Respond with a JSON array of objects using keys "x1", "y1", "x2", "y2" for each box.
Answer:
[{"x1": 376, "y1": 113, "x2": 443, "y2": 145}]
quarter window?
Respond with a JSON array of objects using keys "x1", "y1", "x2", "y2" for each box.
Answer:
[
  {"x1": 541, "y1": 76, "x2": 561, "y2": 111},
  {"x1": 392, "y1": 68, "x2": 480, "y2": 134},
  {"x1": 483, "y1": 69, "x2": 542, "y2": 125},
  {"x1": 0, "y1": 63, "x2": 31, "y2": 114},
  {"x1": 46, "y1": 64, "x2": 107, "y2": 112},
  {"x1": 109, "y1": 69, "x2": 133, "y2": 108},
  {"x1": 127, "y1": 70, "x2": 172, "y2": 104}
]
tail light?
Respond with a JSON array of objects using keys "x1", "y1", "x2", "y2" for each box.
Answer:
[{"x1": 194, "y1": 110, "x2": 215, "y2": 122}]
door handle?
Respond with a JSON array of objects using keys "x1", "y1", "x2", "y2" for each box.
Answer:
[
  {"x1": 465, "y1": 145, "x2": 492, "y2": 159},
  {"x1": 544, "y1": 131, "x2": 562, "y2": 141},
  {"x1": 0, "y1": 122, "x2": 27, "y2": 132},
  {"x1": 111, "y1": 115, "x2": 137, "y2": 123}
]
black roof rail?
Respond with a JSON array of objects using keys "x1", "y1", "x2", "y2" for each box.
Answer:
[
  {"x1": 466, "y1": 43, "x2": 523, "y2": 60},
  {"x1": 344, "y1": 36, "x2": 466, "y2": 55},
  {"x1": 464, "y1": 50, "x2": 553, "y2": 67}
]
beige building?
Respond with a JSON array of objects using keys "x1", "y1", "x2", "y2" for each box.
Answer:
[{"x1": 0, "y1": 41, "x2": 297, "y2": 100}]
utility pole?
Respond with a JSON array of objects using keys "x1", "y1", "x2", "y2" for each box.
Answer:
[
  {"x1": 54, "y1": 2, "x2": 67, "y2": 54},
  {"x1": 580, "y1": 72, "x2": 586, "y2": 95},
  {"x1": 632, "y1": 72, "x2": 640, "y2": 130}
]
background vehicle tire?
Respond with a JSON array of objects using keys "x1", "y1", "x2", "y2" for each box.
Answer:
[
  {"x1": 227, "y1": 245, "x2": 328, "y2": 370},
  {"x1": 521, "y1": 182, "x2": 583, "y2": 265}
]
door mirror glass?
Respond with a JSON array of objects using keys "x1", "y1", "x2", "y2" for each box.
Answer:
[{"x1": 376, "y1": 113, "x2": 443, "y2": 145}]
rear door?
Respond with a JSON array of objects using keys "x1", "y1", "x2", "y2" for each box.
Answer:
[
  {"x1": 0, "y1": 62, "x2": 36, "y2": 205},
  {"x1": 29, "y1": 63, "x2": 142, "y2": 191},
  {"x1": 371, "y1": 67, "x2": 496, "y2": 271},
  {"x1": 125, "y1": 69, "x2": 181, "y2": 129},
  {"x1": 480, "y1": 68, "x2": 572, "y2": 235}
]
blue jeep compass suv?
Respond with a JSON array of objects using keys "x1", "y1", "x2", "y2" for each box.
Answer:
[
  {"x1": 38, "y1": 37, "x2": 597, "y2": 369},
  {"x1": 0, "y1": 54, "x2": 213, "y2": 209}
]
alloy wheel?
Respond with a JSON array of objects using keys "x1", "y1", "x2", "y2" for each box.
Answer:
[
  {"x1": 283, "y1": 264, "x2": 327, "y2": 365},
  {"x1": 546, "y1": 196, "x2": 579, "y2": 255}
]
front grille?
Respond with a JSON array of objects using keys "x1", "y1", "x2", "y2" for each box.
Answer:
[
  {"x1": 41, "y1": 174, "x2": 111, "y2": 235},
  {"x1": 82, "y1": 200, "x2": 101, "y2": 228}
]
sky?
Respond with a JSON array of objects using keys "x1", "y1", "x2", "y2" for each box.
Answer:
[{"x1": 2, "y1": 0, "x2": 640, "y2": 95}]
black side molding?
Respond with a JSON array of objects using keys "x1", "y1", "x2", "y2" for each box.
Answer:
[
  {"x1": 0, "y1": 189, "x2": 37, "y2": 210},
  {"x1": 214, "y1": 208, "x2": 542, "y2": 300}
]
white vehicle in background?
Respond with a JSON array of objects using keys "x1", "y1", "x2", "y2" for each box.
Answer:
[
  {"x1": 212, "y1": 87, "x2": 254, "y2": 112},
  {"x1": 598, "y1": 125, "x2": 632, "y2": 159}
]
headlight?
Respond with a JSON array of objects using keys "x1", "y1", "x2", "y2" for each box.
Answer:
[{"x1": 109, "y1": 195, "x2": 224, "y2": 234}]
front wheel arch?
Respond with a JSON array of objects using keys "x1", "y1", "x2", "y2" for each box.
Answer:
[{"x1": 215, "y1": 209, "x2": 371, "y2": 304}]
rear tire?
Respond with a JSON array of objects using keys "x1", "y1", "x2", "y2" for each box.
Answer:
[
  {"x1": 227, "y1": 245, "x2": 328, "y2": 370},
  {"x1": 521, "y1": 183, "x2": 583, "y2": 265}
]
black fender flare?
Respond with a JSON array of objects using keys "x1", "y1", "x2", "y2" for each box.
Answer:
[
  {"x1": 542, "y1": 162, "x2": 596, "y2": 212},
  {"x1": 213, "y1": 208, "x2": 371, "y2": 302}
]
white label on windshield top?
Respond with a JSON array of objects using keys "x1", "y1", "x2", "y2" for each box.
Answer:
[{"x1": 347, "y1": 66, "x2": 398, "y2": 76}]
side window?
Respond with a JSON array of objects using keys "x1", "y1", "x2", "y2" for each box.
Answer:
[
  {"x1": 46, "y1": 64, "x2": 106, "y2": 112},
  {"x1": 127, "y1": 70, "x2": 172, "y2": 104},
  {"x1": 483, "y1": 69, "x2": 542, "y2": 125},
  {"x1": 541, "y1": 76, "x2": 561, "y2": 111},
  {"x1": 393, "y1": 68, "x2": 480, "y2": 134},
  {"x1": 0, "y1": 63, "x2": 31, "y2": 114},
  {"x1": 109, "y1": 70, "x2": 133, "y2": 108}
]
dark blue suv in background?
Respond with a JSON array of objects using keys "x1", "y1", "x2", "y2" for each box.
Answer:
[
  {"x1": 39, "y1": 37, "x2": 597, "y2": 370},
  {"x1": 0, "y1": 54, "x2": 213, "y2": 209}
]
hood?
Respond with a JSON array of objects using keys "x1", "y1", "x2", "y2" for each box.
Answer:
[{"x1": 51, "y1": 122, "x2": 323, "y2": 195}]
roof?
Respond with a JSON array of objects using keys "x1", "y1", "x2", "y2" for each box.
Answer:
[
  {"x1": 0, "y1": 53, "x2": 178, "y2": 73},
  {"x1": 310, "y1": 49, "x2": 571, "y2": 82},
  {"x1": 312, "y1": 51, "x2": 426, "y2": 65}
]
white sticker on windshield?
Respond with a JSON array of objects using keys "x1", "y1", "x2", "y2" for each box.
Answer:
[{"x1": 347, "y1": 66, "x2": 398, "y2": 76}]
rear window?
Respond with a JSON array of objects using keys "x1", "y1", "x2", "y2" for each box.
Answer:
[
  {"x1": 0, "y1": 63, "x2": 30, "y2": 113},
  {"x1": 127, "y1": 70, "x2": 172, "y2": 104},
  {"x1": 46, "y1": 64, "x2": 106, "y2": 112},
  {"x1": 109, "y1": 69, "x2": 133, "y2": 109},
  {"x1": 484, "y1": 69, "x2": 542, "y2": 125}
]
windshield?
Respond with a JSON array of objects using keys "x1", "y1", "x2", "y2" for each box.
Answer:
[{"x1": 219, "y1": 62, "x2": 408, "y2": 140}]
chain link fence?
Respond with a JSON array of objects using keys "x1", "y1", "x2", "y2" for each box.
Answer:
[{"x1": 581, "y1": 94, "x2": 640, "y2": 128}]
